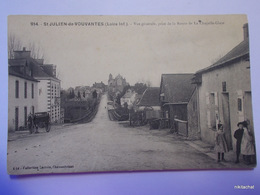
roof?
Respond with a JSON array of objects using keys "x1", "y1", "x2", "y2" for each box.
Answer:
[
  {"x1": 32, "y1": 61, "x2": 60, "y2": 81},
  {"x1": 9, "y1": 67, "x2": 39, "y2": 82},
  {"x1": 196, "y1": 38, "x2": 249, "y2": 74},
  {"x1": 122, "y1": 89, "x2": 135, "y2": 98},
  {"x1": 138, "y1": 87, "x2": 160, "y2": 107},
  {"x1": 10, "y1": 49, "x2": 59, "y2": 81},
  {"x1": 160, "y1": 74, "x2": 196, "y2": 103},
  {"x1": 32, "y1": 63, "x2": 52, "y2": 78},
  {"x1": 8, "y1": 59, "x2": 27, "y2": 66}
]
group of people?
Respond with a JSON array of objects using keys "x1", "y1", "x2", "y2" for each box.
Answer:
[{"x1": 214, "y1": 120, "x2": 255, "y2": 165}]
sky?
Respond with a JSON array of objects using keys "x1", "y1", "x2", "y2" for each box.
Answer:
[{"x1": 8, "y1": 15, "x2": 248, "y2": 89}]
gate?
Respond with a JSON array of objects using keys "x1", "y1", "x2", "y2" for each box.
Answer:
[{"x1": 174, "y1": 118, "x2": 188, "y2": 137}]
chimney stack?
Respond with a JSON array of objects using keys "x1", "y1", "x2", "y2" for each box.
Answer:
[{"x1": 243, "y1": 23, "x2": 249, "y2": 40}]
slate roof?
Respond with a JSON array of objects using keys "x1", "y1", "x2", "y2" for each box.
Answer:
[
  {"x1": 32, "y1": 63, "x2": 51, "y2": 78},
  {"x1": 8, "y1": 59, "x2": 27, "y2": 66},
  {"x1": 138, "y1": 87, "x2": 160, "y2": 107},
  {"x1": 160, "y1": 74, "x2": 196, "y2": 104},
  {"x1": 9, "y1": 67, "x2": 39, "y2": 82},
  {"x1": 9, "y1": 58, "x2": 59, "y2": 80},
  {"x1": 196, "y1": 38, "x2": 249, "y2": 74}
]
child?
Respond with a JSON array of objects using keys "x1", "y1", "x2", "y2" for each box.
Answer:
[{"x1": 214, "y1": 124, "x2": 229, "y2": 162}]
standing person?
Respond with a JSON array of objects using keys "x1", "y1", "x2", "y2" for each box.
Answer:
[
  {"x1": 241, "y1": 120, "x2": 255, "y2": 165},
  {"x1": 234, "y1": 122, "x2": 244, "y2": 163},
  {"x1": 214, "y1": 124, "x2": 229, "y2": 162},
  {"x1": 27, "y1": 113, "x2": 33, "y2": 134},
  {"x1": 33, "y1": 114, "x2": 39, "y2": 134}
]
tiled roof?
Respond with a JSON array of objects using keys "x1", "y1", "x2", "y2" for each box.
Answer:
[
  {"x1": 160, "y1": 74, "x2": 196, "y2": 103},
  {"x1": 196, "y1": 38, "x2": 249, "y2": 74},
  {"x1": 138, "y1": 87, "x2": 160, "y2": 106}
]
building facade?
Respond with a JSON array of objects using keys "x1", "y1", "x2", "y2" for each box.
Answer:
[
  {"x1": 159, "y1": 74, "x2": 199, "y2": 138},
  {"x1": 37, "y1": 77, "x2": 61, "y2": 123},
  {"x1": 8, "y1": 65, "x2": 38, "y2": 131},
  {"x1": 194, "y1": 23, "x2": 252, "y2": 149},
  {"x1": 120, "y1": 88, "x2": 137, "y2": 108},
  {"x1": 9, "y1": 48, "x2": 61, "y2": 125}
]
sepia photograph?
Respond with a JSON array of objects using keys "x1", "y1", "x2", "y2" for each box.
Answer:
[{"x1": 7, "y1": 15, "x2": 256, "y2": 175}]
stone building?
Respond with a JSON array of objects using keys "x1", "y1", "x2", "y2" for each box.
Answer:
[
  {"x1": 8, "y1": 60, "x2": 39, "y2": 131},
  {"x1": 193, "y1": 23, "x2": 252, "y2": 149},
  {"x1": 9, "y1": 48, "x2": 61, "y2": 125},
  {"x1": 160, "y1": 74, "x2": 199, "y2": 137}
]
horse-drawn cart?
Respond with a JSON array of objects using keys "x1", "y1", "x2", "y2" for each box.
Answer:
[{"x1": 28, "y1": 112, "x2": 51, "y2": 133}]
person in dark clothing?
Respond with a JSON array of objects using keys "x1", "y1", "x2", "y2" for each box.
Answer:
[
  {"x1": 27, "y1": 113, "x2": 33, "y2": 134},
  {"x1": 234, "y1": 122, "x2": 244, "y2": 163},
  {"x1": 33, "y1": 114, "x2": 39, "y2": 133}
]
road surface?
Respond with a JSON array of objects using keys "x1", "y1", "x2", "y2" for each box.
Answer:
[{"x1": 8, "y1": 94, "x2": 227, "y2": 175}]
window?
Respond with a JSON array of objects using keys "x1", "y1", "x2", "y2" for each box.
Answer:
[
  {"x1": 24, "y1": 106, "x2": 27, "y2": 127},
  {"x1": 31, "y1": 106, "x2": 34, "y2": 114},
  {"x1": 15, "y1": 80, "x2": 19, "y2": 98},
  {"x1": 32, "y1": 83, "x2": 34, "y2": 99},
  {"x1": 15, "y1": 107, "x2": 19, "y2": 131},
  {"x1": 24, "y1": 82, "x2": 27, "y2": 98},
  {"x1": 238, "y1": 98, "x2": 242, "y2": 111},
  {"x1": 222, "y1": 82, "x2": 227, "y2": 92}
]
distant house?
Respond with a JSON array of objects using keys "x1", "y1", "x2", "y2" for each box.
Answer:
[
  {"x1": 137, "y1": 87, "x2": 161, "y2": 119},
  {"x1": 74, "y1": 86, "x2": 91, "y2": 100},
  {"x1": 120, "y1": 88, "x2": 137, "y2": 108},
  {"x1": 193, "y1": 23, "x2": 251, "y2": 149},
  {"x1": 159, "y1": 74, "x2": 199, "y2": 138},
  {"x1": 92, "y1": 81, "x2": 106, "y2": 92}
]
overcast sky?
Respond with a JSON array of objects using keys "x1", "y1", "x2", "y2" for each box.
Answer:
[{"x1": 8, "y1": 15, "x2": 248, "y2": 89}]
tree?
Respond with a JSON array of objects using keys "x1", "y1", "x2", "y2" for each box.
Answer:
[
  {"x1": 92, "y1": 90, "x2": 97, "y2": 99},
  {"x1": 8, "y1": 33, "x2": 46, "y2": 60},
  {"x1": 28, "y1": 41, "x2": 45, "y2": 59},
  {"x1": 68, "y1": 89, "x2": 75, "y2": 99},
  {"x1": 133, "y1": 82, "x2": 147, "y2": 94},
  {"x1": 8, "y1": 33, "x2": 22, "y2": 59}
]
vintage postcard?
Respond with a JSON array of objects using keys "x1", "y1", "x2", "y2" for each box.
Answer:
[{"x1": 7, "y1": 15, "x2": 256, "y2": 175}]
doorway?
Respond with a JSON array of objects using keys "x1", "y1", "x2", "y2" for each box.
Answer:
[
  {"x1": 15, "y1": 107, "x2": 19, "y2": 131},
  {"x1": 221, "y1": 93, "x2": 232, "y2": 149}
]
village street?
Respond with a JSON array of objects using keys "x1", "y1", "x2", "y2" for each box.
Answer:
[{"x1": 8, "y1": 94, "x2": 241, "y2": 175}]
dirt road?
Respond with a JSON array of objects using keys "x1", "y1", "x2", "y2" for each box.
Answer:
[{"x1": 7, "y1": 94, "x2": 226, "y2": 175}]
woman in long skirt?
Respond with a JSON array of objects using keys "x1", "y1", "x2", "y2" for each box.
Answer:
[
  {"x1": 241, "y1": 120, "x2": 255, "y2": 165},
  {"x1": 214, "y1": 124, "x2": 229, "y2": 162}
]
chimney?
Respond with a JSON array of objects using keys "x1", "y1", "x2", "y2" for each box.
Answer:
[
  {"x1": 14, "y1": 47, "x2": 31, "y2": 59},
  {"x1": 243, "y1": 23, "x2": 249, "y2": 40}
]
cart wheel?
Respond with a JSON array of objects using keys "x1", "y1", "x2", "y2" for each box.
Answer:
[
  {"x1": 38, "y1": 122, "x2": 45, "y2": 128},
  {"x1": 45, "y1": 123, "x2": 51, "y2": 132},
  {"x1": 29, "y1": 126, "x2": 34, "y2": 134}
]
